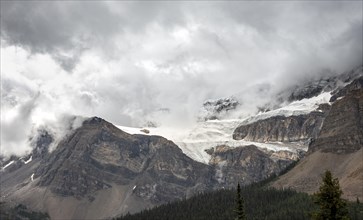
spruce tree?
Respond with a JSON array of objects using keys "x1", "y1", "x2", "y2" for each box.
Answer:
[
  {"x1": 235, "y1": 182, "x2": 246, "y2": 220},
  {"x1": 312, "y1": 170, "x2": 349, "y2": 220}
]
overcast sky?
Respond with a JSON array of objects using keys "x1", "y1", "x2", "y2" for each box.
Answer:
[{"x1": 1, "y1": 1, "x2": 362, "y2": 156}]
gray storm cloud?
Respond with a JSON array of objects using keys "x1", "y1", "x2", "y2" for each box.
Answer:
[{"x1": 1, "y1": 1, "x2": 362, "y2": 157}]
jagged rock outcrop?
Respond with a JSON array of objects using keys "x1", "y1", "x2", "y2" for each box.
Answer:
[
  {"x1": 309, "y1": 89, "x2": 363, "y2": 154},
  {"x1": 233, "y1": 111, "x2": 327, "y2": 143},
  {"x1": 208, "y1": 145, "x2": 294, "y2": 187},
  {"x1": 199, "y1": 97, "x2": 239, "y2": 121}
]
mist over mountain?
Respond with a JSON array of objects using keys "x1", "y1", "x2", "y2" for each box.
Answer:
[{"x1": 1, "y1": 1, "x2": 362, "y2": 157}]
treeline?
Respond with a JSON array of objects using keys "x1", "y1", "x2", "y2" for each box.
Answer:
[
  {"x1": 0, "y1": 203, "x2": 50, "y2": 220},
  {"x1": 116, "y1": 184, "x2": 363, "y2": 220}
]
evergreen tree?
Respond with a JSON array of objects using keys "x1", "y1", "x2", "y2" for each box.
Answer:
[
  {"x1": 312, "y1": 170, "x2": 349, "y2": 220},
  {"x1": 235, "y1": 183, "x2": 246, "y2": 220},
  {"x1": 353, "y1": 197, "x2": 361, "y2": 220}
]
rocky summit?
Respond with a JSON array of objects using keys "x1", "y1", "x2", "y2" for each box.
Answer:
[{"x1": 36, "y1": 117, "x2": 214, "y2": 201}]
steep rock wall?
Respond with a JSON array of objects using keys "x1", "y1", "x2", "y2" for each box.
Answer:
[
  {"x1": 233, "y1": 111, "x2": 327, "y2": 143},
  {"x1": 309, "y1": 89, "x2": 363, "y2": 154}
]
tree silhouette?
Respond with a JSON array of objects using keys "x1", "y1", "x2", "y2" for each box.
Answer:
[
  {"x1": 312, "y1": 170, "x2": 349, "y2": 220},
  {"x1": 235, "y1": 182, "x2": 246, "y2": 220}
]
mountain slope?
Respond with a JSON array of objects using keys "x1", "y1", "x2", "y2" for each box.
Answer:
[
  {"x1": 35, "y1": 117, "x2": 213, "y2": 199},
  {"x1": 1, "y1": 117, "x2": 214, "y2": 219},
  {"x1": 272, "y1": 148, "x2": 363, "y2": 200},
  {"x1": 272, "y1": 85, "x2": 363, "y2": 201}
]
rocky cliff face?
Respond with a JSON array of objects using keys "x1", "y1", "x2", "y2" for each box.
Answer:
[
  {"x1": 309, "y1": 89, "x2": 363, "y2": 154},
  {"x1": 233, "y1": 111, "x2": 327, "y2": 143},
  {"x1": 208, "y1": 145, "x2": 294, "y2": 187}
]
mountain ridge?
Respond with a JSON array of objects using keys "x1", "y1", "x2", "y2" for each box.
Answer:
[
  {"x1": 1, "y1": 65, "x2": 362, "y2": 219},
  {"x1": 1, "y1": 116, "x2": 296, "y2": 219}
]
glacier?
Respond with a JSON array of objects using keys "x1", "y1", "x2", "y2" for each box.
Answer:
[{"x1": 116, "y1": 91, "x2": 331, "y2": 164}]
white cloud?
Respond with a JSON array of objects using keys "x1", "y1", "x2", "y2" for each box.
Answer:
[{"x1": 0, "y1": 1, "x2": 362, "y2": 157}]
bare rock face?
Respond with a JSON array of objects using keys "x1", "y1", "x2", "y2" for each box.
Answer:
[
  {"x1": 309, "y1": 89, "x2": 363, "y2": 154},
  {"x1": 330, "y1": 76, "x2": 363, "y2": 102},
  {"x1": 233, "y1": 111, "x2": 326, "y2": 143},
  {"x1": 200, "y1": 97, "x2": 239, "y2": 121},
  {"x1": 208, "y1": 145, "x2": 294, "y2": 188},
  {"x1": 35, "y1": 117, "x2": 214, "y2": 202}
]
